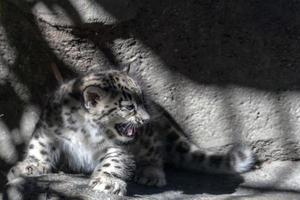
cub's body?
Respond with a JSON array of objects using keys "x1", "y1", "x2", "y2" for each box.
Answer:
[{"x1": 8, "y1": 70, "x2": 255, "y2": 195}]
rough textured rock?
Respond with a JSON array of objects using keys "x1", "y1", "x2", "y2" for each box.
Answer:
[
  {"x1": 1, "y1": 0, "x2": 300, "y2": 198},
  {"x1": 3, "y1": 161, "x2": 300, "y2": 199},
  {"x1": 8, "y1": 0, "x2": 137, "y2": 26}
]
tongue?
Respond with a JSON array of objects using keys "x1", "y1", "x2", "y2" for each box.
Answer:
[{"x1": 127, "y1": 128, "x2": 134, "y2": 136}]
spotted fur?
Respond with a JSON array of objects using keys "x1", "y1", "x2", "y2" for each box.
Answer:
[{"x1": 7, "y1": 70, "x2": 255, "y2": 195}]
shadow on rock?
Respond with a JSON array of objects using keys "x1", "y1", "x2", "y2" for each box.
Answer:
[{"x1": 128, "y1": 167, "x2": 244, "y2": 196}]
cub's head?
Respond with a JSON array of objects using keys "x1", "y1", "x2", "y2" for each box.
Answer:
[{"x1": 79, "y1": 70, "x2": 150, "y2": 143}]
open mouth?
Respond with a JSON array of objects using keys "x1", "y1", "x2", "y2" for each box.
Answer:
[{"x1": 115, "y1": 123, "x2": 137, "y2": 137}]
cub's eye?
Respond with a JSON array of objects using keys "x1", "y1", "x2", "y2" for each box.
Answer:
[
  {"x1": 120, "y1": 101, "x2": 135, "y2": 111},
  {"x1": 124, "y1": 104, "x2": 135, "y2": 110}
]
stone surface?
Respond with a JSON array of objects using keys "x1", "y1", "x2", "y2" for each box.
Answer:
[
  {"x1": 3, "y1": 161, "x2": 300, "y2": 199},
  {"x1": 7, "y1": 0, "x2": 137, "y2": 26}
]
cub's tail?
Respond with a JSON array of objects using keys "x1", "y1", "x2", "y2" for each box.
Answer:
[
  {"x1": 165, "y1": 130, "x2": 255, "y2": 174},
  {"x1": 156, "y1": 114, "x2": 255, "y2": 174}
]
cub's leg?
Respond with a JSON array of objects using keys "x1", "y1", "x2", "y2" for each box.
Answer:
[
  {"x1": 89, "y1": 148, "x2": 135, "y2": 196},
  {"x1": 7, "y1": 128, "x2": 59, "y2": 181},
  {"x1": 134, "y1": 134, "x2": 167, "y2": 187},
  {"x1": 134, "y1": 161, "x2": 166, "y2": 187}
]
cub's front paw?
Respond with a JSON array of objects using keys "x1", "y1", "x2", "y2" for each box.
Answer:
[
  {"x1": 7, "y1": 160, "x2": 50, "y2": 181},
  {"x1": 134, "y1": 166, "x2": 167, "y2": 187},
  {"x1": 89, "y1": 175, "x2": 127, "y2": 196}
]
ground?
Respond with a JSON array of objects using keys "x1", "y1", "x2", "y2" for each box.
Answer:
[{"x1": 3, "y1": 161, "x2": 300, "y2": 199}]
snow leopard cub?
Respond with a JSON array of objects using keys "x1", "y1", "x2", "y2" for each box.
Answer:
[{"x1": 7, "y1": 69, "x2": 255, "y2": 196}]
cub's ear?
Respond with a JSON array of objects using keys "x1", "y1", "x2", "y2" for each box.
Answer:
[
  {"x1": 83, "y1": 86, "x2": 105, "y2": 109},
  {"x1": 122, "y1": 64, "x2": 130, "y2": 74}
]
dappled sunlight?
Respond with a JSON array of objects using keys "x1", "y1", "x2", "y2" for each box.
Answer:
[
  {"x1": 35, "y1": 2, "x2": 78, "y2": 26},
  {"x1": 0, "y1": 120, "x2": 18, "y2": 164},
  {"x1": 19, "y1": 105, "x2": 40, "y2": 143},
  {"x1": 242, "y1": 161, "x2": 300, "y2": 194}
]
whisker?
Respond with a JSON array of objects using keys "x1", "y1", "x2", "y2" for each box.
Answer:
[{"x1": 125, "y1": 123, "x2": 131, "y2": 130}]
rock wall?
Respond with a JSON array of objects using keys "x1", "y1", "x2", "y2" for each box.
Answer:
[{"x1": 1, "y1": 0, "x2": 300, "y2": 170}]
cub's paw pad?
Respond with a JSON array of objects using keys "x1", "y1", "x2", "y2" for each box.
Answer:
[
  {"x1": 7, "y1": 161, "x2": 50, "y2": 181},
  {"x1": 134, "y1": 166, "x2": 167, "y2": 187},
  {"x1": 89, "y1": 176, "x2": 127, "y2": 196}
]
